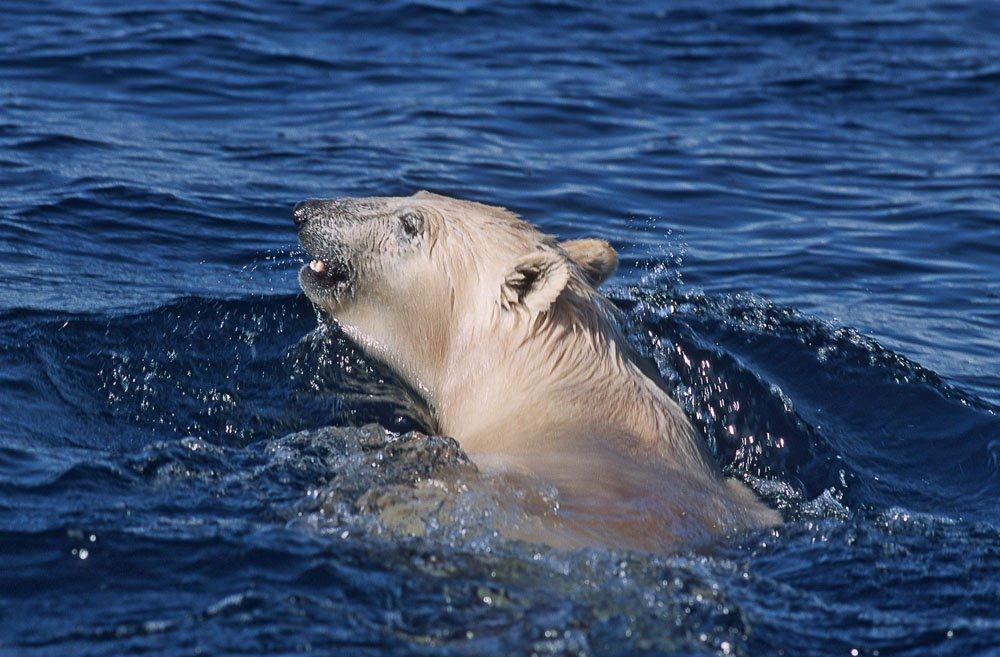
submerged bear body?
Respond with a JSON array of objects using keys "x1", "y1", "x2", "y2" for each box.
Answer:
[{"x1": 295, "y1": 190, "x2": 779, "y2": 551}]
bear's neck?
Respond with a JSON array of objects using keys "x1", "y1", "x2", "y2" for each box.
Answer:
[{"x1": 432, "y1": 312, "x2": 710, "y2": 470}]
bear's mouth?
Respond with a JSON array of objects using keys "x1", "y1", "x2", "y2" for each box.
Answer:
[
  {"x1": 298, "y1": 255, "x2": 354, "y2": 308},
  {"x1": 303, "y1": 258, "x2": 351, "y2": 287}
]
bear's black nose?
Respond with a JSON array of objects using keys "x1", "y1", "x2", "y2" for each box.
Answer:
[{"x1": 292, "y1": 200, "x2": 323, "y2": 228}]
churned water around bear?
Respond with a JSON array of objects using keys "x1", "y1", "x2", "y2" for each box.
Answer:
[{"x1": 1, "y1": 1, "x2": 998, "y2": 655}]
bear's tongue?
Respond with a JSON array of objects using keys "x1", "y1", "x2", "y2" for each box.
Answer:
[{"x1": 308, "y1": 259, "x2": 326, "y2": 274}]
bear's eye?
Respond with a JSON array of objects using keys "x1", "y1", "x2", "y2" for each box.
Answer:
[{"x1": 399, "y1": 212, "x2": 424, "y2": 239}]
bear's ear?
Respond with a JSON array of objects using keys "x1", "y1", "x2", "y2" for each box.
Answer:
[
  {"x1": 561, "y1": 238, "x2": 617, "y2": 286},
  {"x1": 501, "y1": 250, "x2": 570, "y2": 315}
]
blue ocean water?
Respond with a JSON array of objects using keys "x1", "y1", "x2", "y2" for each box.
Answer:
[{"x1": 1, "y1": 1, "x2": 998, "y2": 655}]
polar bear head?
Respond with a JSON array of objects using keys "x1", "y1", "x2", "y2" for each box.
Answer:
[{"x1": 294, "y1": 190, "x2": 617, "y2": 400}]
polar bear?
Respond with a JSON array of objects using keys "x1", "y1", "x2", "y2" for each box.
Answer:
[{"x1": 294, "y1": 191, "x2": 780, "y2": 551}]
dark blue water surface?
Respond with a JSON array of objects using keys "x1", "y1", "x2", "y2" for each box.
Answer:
[{"x1": 1, "y1": 1, "x2": 998, "y2": 655}]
